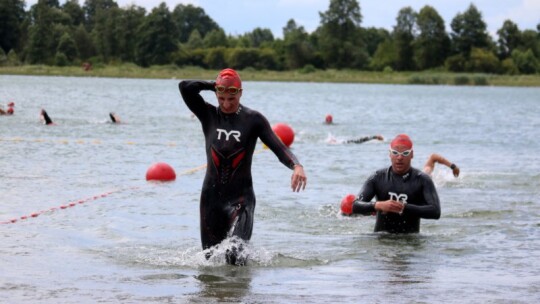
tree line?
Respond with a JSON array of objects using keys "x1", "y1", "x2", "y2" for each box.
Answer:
[{"x1": 1, "y1": 0, "x2": 539, "y2": 74}]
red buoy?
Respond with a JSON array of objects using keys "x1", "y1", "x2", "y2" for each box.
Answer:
[
  {"x1": 146, "y1": 162, "x2": 176, "y2": 181},
  {"x1": 325, "y1": 114, "x2": 333, "y2": 124},
  {"x1": 340, "y1": 194, "x2": 356, "y2": 215},
  {"x1": 272, "y1": 123, "x2": 295, "y2": 147}
]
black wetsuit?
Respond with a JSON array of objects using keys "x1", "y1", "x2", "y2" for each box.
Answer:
[
  {"x1": 346, "y1": 136, "x2": 378, "y2": 144},
  {"x1": 42, "y1": 110, "x2": 53, "y2": 125},
  {"x1": 352, "y1": 166, "x2": 441, "y2": 233},
  {"x1": 179, "y1": 80, "x2": 300, "y2": 261}
]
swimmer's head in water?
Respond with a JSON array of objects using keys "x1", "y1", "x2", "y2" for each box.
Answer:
[
  {"x1": 216, "y1": 68, "x2": 242, "y2": 90},
  {"x1": 390, "y1": 134, "x2": 413, "y2": 150}
]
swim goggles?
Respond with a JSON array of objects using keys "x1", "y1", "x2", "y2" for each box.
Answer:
[
  {"x1": 389, "y1": 149, "x2": 412, "y2": 157},
  {"x1": 215, "y1": 85, "x2": 242, "y2": 95}
]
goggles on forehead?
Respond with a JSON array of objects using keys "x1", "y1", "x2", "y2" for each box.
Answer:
[
  {"x1": 389, "y1": 149, "x2": 412, "y2": 157},
  {"x1": 215, "y1": 85, "x2": 242, "y2": 95}
]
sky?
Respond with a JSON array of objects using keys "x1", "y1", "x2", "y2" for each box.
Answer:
[{"x1": 25, "y1": 0, "x2": 540, "y2": 38}]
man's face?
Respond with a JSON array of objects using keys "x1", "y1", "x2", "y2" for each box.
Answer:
[
  {"x1": 389, "y1": 145, "x2": 414, "y2": 175},
  {"x1": 215, "y1": 78, "x2": 242, "y2": 114}
]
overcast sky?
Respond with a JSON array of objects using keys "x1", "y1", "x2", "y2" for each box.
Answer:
[{"x1": 25, "y1": 0, "x2": 540, "y2": 38}]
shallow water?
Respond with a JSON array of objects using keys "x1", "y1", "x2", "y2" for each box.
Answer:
[{"x1": 1, "y1": 75, "x2": 539, "y2": 303}]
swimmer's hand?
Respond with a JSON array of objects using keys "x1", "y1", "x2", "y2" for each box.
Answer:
[
  {"x1": 374, "y1": 200, "x2": 404, "y2": 214},
  {"x1": 451, "y1": 164, "x2": 460, "y2": 177},
  {"x1": 291, "y1": 164, "x2": 307, "y2": 192}
]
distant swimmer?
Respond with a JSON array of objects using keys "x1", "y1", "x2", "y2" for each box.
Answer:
[
  {"x1": 40, "y1": 109, "x2": 55, "y2": 125},
  {"x1": 179, "y1": 68, "x2": 307, "y2": 265},
  {"x1": 0, "y1": 102, "x2": 13, "y2": 115},
  {"x1": 7, "y1": 102, "x2": 14, "y2": 115},
  {"x1": 342, "y1": 134, "x2": 441, "y2": 233},
  {"x1": 109, "y1": 112, "x2": 121, "y2": 123},
  {"x1": 327, "y1": 134, "x2": 384, "y2": 144},
  {"x1": 423, "y1": 153, "x2": 460, "y2": 177},
  {"x1": 324, "y1": 114, "x2": 333, "y2": 124}
]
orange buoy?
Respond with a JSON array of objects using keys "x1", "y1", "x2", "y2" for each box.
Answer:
[
  {"x1": 340, "y1": 194, "x2": 356, "y2": 215},
  {"x1": 272, "y1": 123, "x2": 295, "y2": 147},
  {"x1": 325, "y1": 114, "x2": 333, "y2": 124},
  {"x1": 146, "y1": 162, "x2": 176, "y2": 181}
]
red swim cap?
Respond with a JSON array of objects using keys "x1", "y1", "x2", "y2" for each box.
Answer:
[
  {"x1": 390, "y1": 134, "x2": 413, "y2": 149},
  {"x1": 216, "y1": 68, "x2": 241, "y2": 88},
  {"x1": 8, "y1": 102, "x2": 14, "y2": 107}
]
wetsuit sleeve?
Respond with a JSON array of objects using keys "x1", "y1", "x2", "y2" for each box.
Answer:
[
  {"x1": 257, "y1": 113, "x2": 300, "y2": 169},
  {"x1": 346, "y1": 136, "x2": 372, "y2": 144},
  {"x1": 404, "y1": 175, "x2": 441, "y2": 219},
  {"x1": 352, "y1": 173, "x2": 377, "y2": 215},
  {"x1": 178, "y1": 80, "x2": 215, "y2": 119}
]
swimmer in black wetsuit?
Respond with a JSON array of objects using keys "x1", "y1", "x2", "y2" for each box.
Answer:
[
  {"x1": 327, "y1": 134, "x2": 384, "y2": 144},
  {"x1": 348, "y1": 134, "x2": 441, "y2": 233},
  {"x1": 346, "y1": 135, "x2": 384, "y2": 144},
  {"x1": 179, "y1": 68, "x2": 307, "y2": 265},
  {"x1": 40, "y1": 109, "x2": 54, "y2": 125},
  {"x1": 109, "y1": 112, "x2": 121, "y2": 123}
]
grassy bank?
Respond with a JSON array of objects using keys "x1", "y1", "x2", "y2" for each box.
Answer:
[{"x1": 1, "y1": 64, "x2": 539, "y2": 87}]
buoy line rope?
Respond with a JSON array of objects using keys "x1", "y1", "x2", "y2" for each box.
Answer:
[
  {"x1": 1, "y1": 149, "x2": 268, "y2": 225},
  {"x1": 0, "y1": 137, "x2": 178, "y2": 146}
]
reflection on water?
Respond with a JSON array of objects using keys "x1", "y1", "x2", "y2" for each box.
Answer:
[{"x1": 193, "y1": 267, "x2": 252, "y2": 303}]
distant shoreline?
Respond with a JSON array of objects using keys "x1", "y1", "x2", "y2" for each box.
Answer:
[{"x1": 1, "y1": 65, "x2": 539, "y2": 87}]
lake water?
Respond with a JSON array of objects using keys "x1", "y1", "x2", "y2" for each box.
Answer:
[{"x1": 1, "y1": 75, "x2": 539, "y2": 303}]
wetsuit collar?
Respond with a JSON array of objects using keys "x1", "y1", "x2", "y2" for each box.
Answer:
[
  {"x1": 389, "y1": 166, "x2": 413, "y2": 181},
  {"x1": 218, "y1": 104, "x2": 243, "y2": 116}
]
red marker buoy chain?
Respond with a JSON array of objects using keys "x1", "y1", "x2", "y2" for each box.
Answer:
[
  {"x1": 272, "y1": 123, "x2": 295, "y2": 147},
  {"x1": 0, "y1": 188, "x2": 133, "y2": 225}
]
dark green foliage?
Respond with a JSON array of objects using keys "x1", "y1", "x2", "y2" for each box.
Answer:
[
  {"x1": 0, "y1": 0, "x2": 26, "y2": 53},
  {"x1": 414, "y1": 5, "x2": 450, "y2": 69},
  {"x1": 172, "y1": 4, "x2": 220, "y2": 43},
  {"x1": 4, "y1": 0, "x2": 539, "y2": 74}
]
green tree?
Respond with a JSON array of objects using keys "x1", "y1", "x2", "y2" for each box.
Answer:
[
  {"x1": 512, "y1": 49, "x2": 539, "y2": 74},
  {"x1": 203, "y1": 29, "x2": 228, "y2": 48},
  {"x1": 204, "y1": 47, "x2": 228, "y2": 69},
  {"x1": 83, "y1": 0, "x2": 118, "y2": 32},
  {"x1": 62, "y1": 0, "x2": 84, "y2": 26},
  {"x1": 497, "y1": 20, "x2": 522, "y2": 59},
  {"x1": 115, "y1": 5, "x2": 146, "y2": 62},
  {"x1": 282, "y1": 19, "x2": 314, "y2": 69},
  {"x1": 369, "y1": 39, "x2": 397, "y2": 70},
  {"x1": 57, "y1": 32, "x2": 78, "y2": 62},
  {"x1": 135, "y1": 3, "x2": 178, "y2": 67},
  {"x1": 465, "y1": 47, "x2": 500, "y2": 73},
  {"x1": 72, "y1": 24, "x2": 96, "y2": 60},
  {"x1": 318, "y1": 0, "x2": 367, "y2": 69},
  {"x1": 228, "y1": 48, "x2": 259, "y2": 70},
  {"x1": 244, "y1": 28, "x2": 274, "y2": 48},
  {"x1": 414, "y1": 5, "x2": 449, "y2": 69},
  {"x1": 25, "y1": 0, "x2": 68, "y2": 64},
  {"x1": 361, "y1": 27, "x2": 390, "y2": 57},
  {"x1": 520, "y1": 30, "x2": 540, "y2": 59},
  {"x1": 450, "y1": 4, "x2": 491, "y2": 57},
  {"x1": 0, "y1": 0, "x2": 26, "y2": 53},
  {"x1": 185, "y1": 29, "x2": 204, "y2": 50},
  {"x1": 172, "y1": 4, "x2": 220, "y2": 43},
  {"x1": 393, "y1": 6, "x2": 417, "y2": 70}
]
